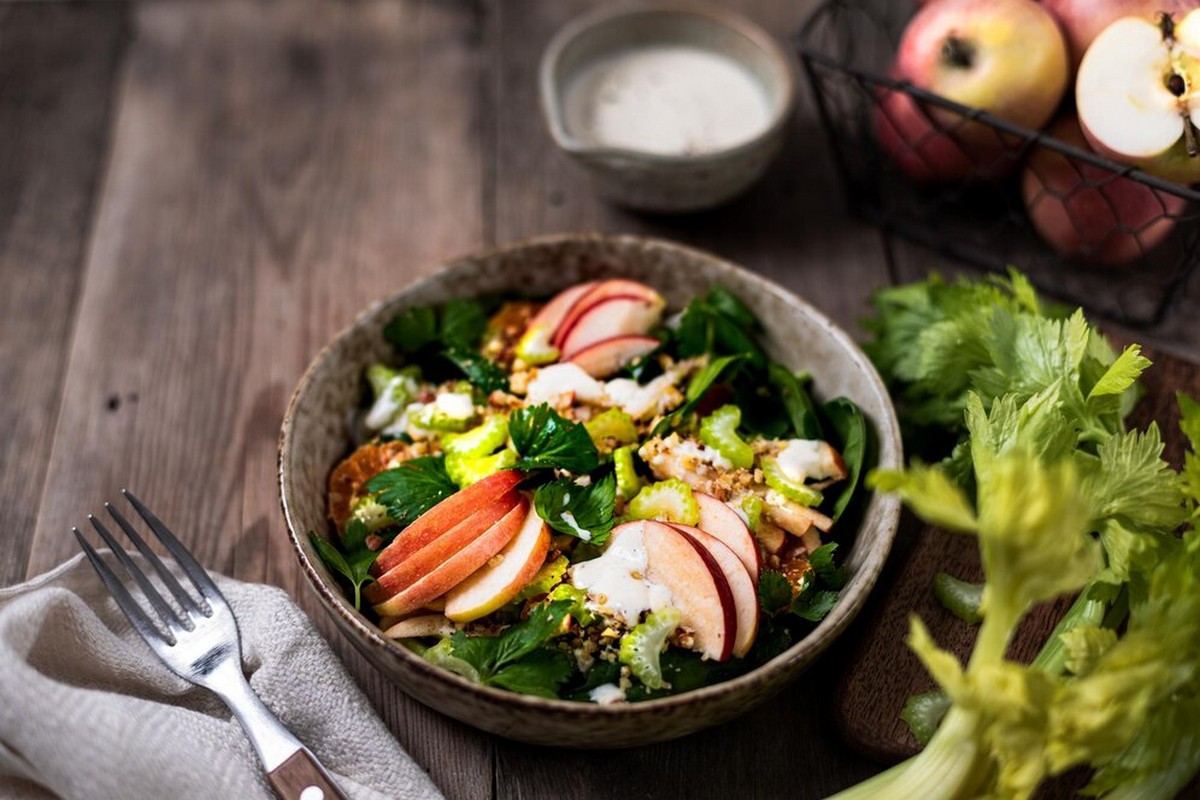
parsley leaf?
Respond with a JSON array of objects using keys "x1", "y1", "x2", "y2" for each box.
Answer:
[
  {"x1": 383, "y1": 306, "x2": 438, "y2": 355},
  {"x1": 440, "y1": 298, "x2": 489, "y2": 350},
  {"x1": 757, "y1": 570, "x2": 792, "y2": 615},
  {"x1": 440, "y1": 347, "x2": 509, "y2": 394},
  {"x1": 809, "y1": 542, "x2": 847, "y2": 589},
  {"x1": 308, "y1": 529, "x2": 378, "y2": 611},
  {"x1": 534, "y1": 471, "x2": 617, "y2": 545},
  {"x1": 364, "y1": 456, "x2": 458, "y2": 527},
  {"x1": 510, "y1": 403, "x2": 600, "y2": 473},
  {"x1": 445, "y1": 600, "x2": 576, "y2": 697},
  {"x1": 791, "y1": 586, "x2": 839, "y2": 622}
]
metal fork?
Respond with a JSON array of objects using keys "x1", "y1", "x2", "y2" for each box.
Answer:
[{"x1": 73, "y1": 490, "x2": 347, "y2": 800}]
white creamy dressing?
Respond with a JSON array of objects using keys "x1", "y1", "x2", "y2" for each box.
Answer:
[
  {"x1": 570, "y1": 526, "x2": 672, "y2": 625},
  {"x1": 589, "y1": 683, "x2": 627, "y2": 705},
  {"x1": 563, "y1": 45, "x2": 772, "y2": 156},
  {"x1": 777, "y1": 439, "x2": 837, "y2": 483},
  {"x1": 670, "y1": 436, "x2": 733, "y2": 470},
  {"x1": 523, "y1": 362, "x2": 687, "y2": 420},
  {"x1": 365, "y1": 389, "x2": 405, "y2": 432},
  {"x1": 434, "y1": 391, "x2": 476, "y2": 419}
]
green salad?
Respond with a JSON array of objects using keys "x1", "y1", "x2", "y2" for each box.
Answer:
[{"x1": 314, "y1": 277, "x2": 869, "y2": 702}]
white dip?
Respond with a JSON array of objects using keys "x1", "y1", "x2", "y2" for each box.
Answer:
[
  {"x1": 589, "y1": 683, "x2": 627, "y2": 705},
  {"x1": 563, "y1": 45, "x2": 772, "y2": 156}
]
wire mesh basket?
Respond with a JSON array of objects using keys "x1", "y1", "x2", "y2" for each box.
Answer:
[{"x1": 795, "y1": 0, "x2": 1200, "y2": 326}]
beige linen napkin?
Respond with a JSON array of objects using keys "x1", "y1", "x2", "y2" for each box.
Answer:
[{"x1": 0, "y1": 552, "x2": 444, "y2": 800}]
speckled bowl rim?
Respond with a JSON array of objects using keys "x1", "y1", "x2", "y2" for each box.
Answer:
[
  {"x1": 279, "y1": 232, "x2": 902, "y2": 727},
  {"x1": 539, "y1": 1, "x2": 797, "y2": 164}
]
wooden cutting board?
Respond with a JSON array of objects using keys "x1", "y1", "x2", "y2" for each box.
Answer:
[{"x1": 832, "y1": 342, "x2": 1200, "y2": 765}]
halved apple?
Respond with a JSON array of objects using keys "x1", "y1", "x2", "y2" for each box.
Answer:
[
  {"x1": 514, "y1": 281, "x2": 598, "y2": 365},
  {"x1": 371, "y1": 498, "x2": 529, "y2": 618},
  {"x1": 694, "y1": 492, "x2": 761, "y2": 582},
  {"x1": 559, "y1": 297, "x2": 665, "y2": 359},
  {"x1": 1077, "y1": 11, "x2": 1200, "y2": 183},
  {"x1": 669, "y1": 524, "x2": 759, "y2": 659},
  {"x1": 566, "y1": 335, "x2": 660, "y2": 379},
  {"x1": 371, "y1": 469, "x2": 525, "y2": 577},
  {"x1": 550, "y1": 279, "x2": 665, "y2": 350},
  {"x1": 638, "y1": 520, "x2": 737, "y2": 662},
  {"x1": 442, "y1": 503, "x2": 552, "y2": 622}
]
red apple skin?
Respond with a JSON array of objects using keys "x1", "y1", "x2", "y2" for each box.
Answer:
[
  {"x1": 894, "y1": 0, "x2": 1068, "y2": 141},
  {"x1": 371, "y1": 469, "x2": 526, "y2": 577},
  {"x1": 1040, "y1": 0, "x2": 1197, "y2": 69},
  {"x1": 693, "y1": 492, "x2": 761, "y2": 582},
  {"x1": 1023, "y1": 115, "x2": 1186, "y2": 265},
  {"x1": 875, "y1": 74, "x2": 1013, "y2": 184},
  {"x1": 551, "y1": 279, "x2": 664, "y2": 350},
  {"x1": 669, "y1": 524, "x2": 760, "y2": 659},
  {"x1": 371, "y1": 498, "x2": 529, "y2": 618},
  {"x1": 558, "y1": 296, "x2": 663, "y2": 359},
  {"x1": 638, "y1": 520, "x2": 737, "y2": 662}
]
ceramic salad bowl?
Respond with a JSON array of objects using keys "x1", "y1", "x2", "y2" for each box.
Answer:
[{"x1": 278, "y1": 233, "x2": 901, "y2": 747}]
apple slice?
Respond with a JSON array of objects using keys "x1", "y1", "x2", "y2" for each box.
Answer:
[
  {"x1": 515, "y1": 281, "x2": 598, "y2": 364},
  {"x1": 366, "y1": 490, "x2": 520, "y2": 601},
  {"x1": 442, "y1": 503, "x2": 552, "y2": 622},
  {"x1": 372, "y1": 498, "x2": 529, "y2": 618},
  {"x1": 558, "y1": 296, "x2": 666, "y2": 359},
  {"x1": 694, "y1": 492, "x2": 761, "y2": 582},
  {"x1": 1077, "y1": 11, "x2": 1200, "y2": 183},
  {"x1": 639, "y1": 520, "x2": 736, "y2": 662},
  {"x1": 566, "y1": 335, "x2": 659, "y2": 379},
  {"x1": 371, "y1": 469, "x2": 525, "y2": 577},
  {"x1": 551, "y1": 279, "x2": 664, "y2": 349},
  {"x1": 382, "y1": 614, "x2": 456, "y2": 639},
  {"x1": 669, "y1": 524, "x2": 759, "y2": 659}
]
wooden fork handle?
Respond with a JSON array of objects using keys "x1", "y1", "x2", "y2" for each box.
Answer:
[{"x1": 267, "y1": 748, "x2": 349, "y2": 800}]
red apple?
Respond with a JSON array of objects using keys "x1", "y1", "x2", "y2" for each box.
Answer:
[
  {"x1": 694, "y1": 492, "x2": 761, "y2": 582},
  {"x1": 566, "y1": 335, "x2": 660, "y2": 378},
  {"x1": 559, "y1": 297, "x2": 665, "y2": 358},
  {"x1": 371, "y1": 498, "x2": 529, "y2": 618},
  {"x1": 1076, "y1": 10, "x2": 1200, "y2": 183},
  {"x1": 551, "y1": 279, "x2": 664, "y2": 350},
  {"x1": 670, "y1": 524, "x2": 760, "y2": 659},
  {"x1": 514, "y1": 281, "x2": 599, "y2": 365},
  {"x1": 371, "y1": 469, "x2": 526, "y2": 577},
  {"x1": 893, "y1": 0, "x2": 1068, "y2": 142},
  {"x1": 1023, "y1": 114, "x2": 1186, "y2": 264},
  {"x1": 1040, "y1": 0, "x2": 1197, "y2": 69},
  {"x1": 875, "y1": 82, "x2": 991, "y2": 183},
  {"x1": 442, "y1": 503, "x2": 552, "y2": 623}
]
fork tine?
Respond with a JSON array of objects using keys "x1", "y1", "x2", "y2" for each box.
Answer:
[
  {"x1": 104, "y1": 501, "x2": 206, "y2": 617},
  {"x1": 88, "y1": 514, "x2": 192, "y2": 634},
  {"x1": 122, "y1": 489, "x2": 224, "y2": 612},
  {"x1": 73, "y1": 527, "x2": 176, "y2": 647}
]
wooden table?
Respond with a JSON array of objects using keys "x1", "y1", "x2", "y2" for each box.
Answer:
[{"x1": 4, "y1": 2, "x2": 1198, "y2": 798}]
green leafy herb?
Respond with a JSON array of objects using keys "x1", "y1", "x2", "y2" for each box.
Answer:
[
  {"x1": 808, "y1": 542, "x2": 847, "y2": 589},
  {"x1": 383, "y1": 306, "x2": 438, "y2": 355},
  {"x1": 533, "y1": 471, "x2": 616, "y2": 545},
  {"x1": 676, "y1": 287, "x2": 766, "y2": 368},
  {"x1": 440, "y1": 347, "x2": 509, "y2": 394},
  {"x1": 510, "y1": 403, "x2": 600, "y2": 473},
  {"x1": 790, "y1": 585, "x2": 839, "y2": 622},
  {"x1": 364, "y1": 455, "x2": 458, "y2": 527},
  {"x1": 439, "y1": 298, "x2": 489, "y2": 350},
  {"x1": 821, "y1": 397, "x2": 868, "y2": 523},
  {"x1": 308, "y1": 523, "x2": 378, "y2": 611},
  {"x1": 445, "y1": 600, "x2": 575, "y2": 697},
  {"x1": 757, "y1": 570, "x2": 792, "y2": 615},
  {"x1": 769, "y1": 362, "x2": 823, "y2": 440},
  {"x1": 652, "y1": 354, "x2": 746, "y2": 436}
]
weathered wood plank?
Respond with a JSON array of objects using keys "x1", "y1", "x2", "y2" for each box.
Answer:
[
  {"x1": 25, "y1": 2, "x2": 491, "y2": 796},
  {"x1": 487, "y1": 2, "x2": 890, "y2": 797},
  {"x1": 0, "y1": 4, "x2": 128, "y2": 586}
]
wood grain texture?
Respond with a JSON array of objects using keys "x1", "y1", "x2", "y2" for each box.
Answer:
[
  {"x1": 23, "y1": 2, "x2": 491, "y2": 797},
  {"x1": 0, "y1": 4, "x2": 128, "y2": 586}
]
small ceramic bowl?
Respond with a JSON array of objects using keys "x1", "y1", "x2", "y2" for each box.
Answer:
[
  {"x1": 279, "y1": 234, "x2": 902, "y2": 747},
  {"x1": 539, "y1": 3, "x2": 796, "y2": 213}
]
